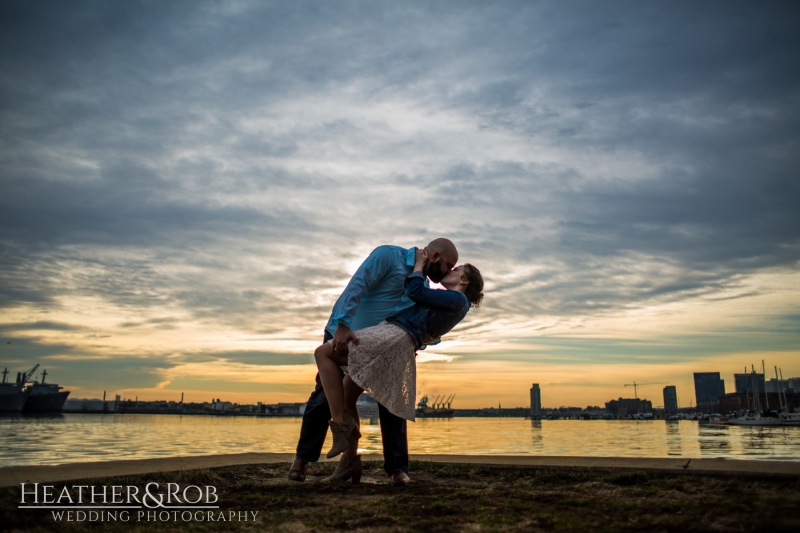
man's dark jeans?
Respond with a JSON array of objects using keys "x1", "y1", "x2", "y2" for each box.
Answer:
[{"x1": 295, "y1": 331, "x2": 409, "y2": 476}]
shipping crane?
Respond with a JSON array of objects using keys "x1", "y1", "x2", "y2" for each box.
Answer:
[
  {"x1": 16, "y1": 364, "x2": 39, "y2": 385},
  {"x1": 443, "y1": 394, "x2": 455, "y2": 409},
  {"x1": 433, "y1": 394, "x2": 455, "y2": 409},
  {"x1": 624, "y1": 381, "x2": 666, "y2": 399}
]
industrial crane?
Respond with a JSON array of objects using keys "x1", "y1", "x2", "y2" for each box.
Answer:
[
  {"x1": 431, "y1": 394, "x2": 452, "y2": 409},
  {"x1": 437, "y1": 394, "x2": 455, "y2": 409},
  {"x1": 444, "y1": 394, "x2": 455, "y2": 409},
  {"x1": 16, "y1": 364, "x2": 39, "y2": 385},
  {"x1": 624, "y1": 381, "x2": 666, "y2": 399}
]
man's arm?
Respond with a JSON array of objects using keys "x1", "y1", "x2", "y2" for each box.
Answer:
[{"x1": 329, "y1": 246, "x2": 396, "y2": 356}]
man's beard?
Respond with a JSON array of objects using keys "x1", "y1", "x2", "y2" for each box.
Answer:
[{"x1": 426, "y1": 259, "x2": 447, "y2": 283}]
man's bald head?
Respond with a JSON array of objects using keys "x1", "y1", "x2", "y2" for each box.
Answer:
[
  {"x1": 423, "y1": 237, "x2": 459, "y2": 283},
  {"x1": 427, "y1": 238, "x2": 457, "y2": 260}
]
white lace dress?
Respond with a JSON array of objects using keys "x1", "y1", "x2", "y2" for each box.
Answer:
[{"x1": 338, "y1": 321, "x2": 417, "y2": 421}]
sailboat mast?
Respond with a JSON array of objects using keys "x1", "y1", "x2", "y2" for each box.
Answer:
[
  {"x1": 751, "y1": 365, "x2": 762, "y2": 412},
  {"x1": 744, "y1": 366, "x2": 750, "y2": 411},
  {"x1": 779, "y1": 368, "x2": 789, "y2": 412},
  {"x1": 774, "y1": 366, "x2": 784, "y2": 411}
]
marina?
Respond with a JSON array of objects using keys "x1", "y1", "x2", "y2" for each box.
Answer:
[
  {"x1": 724, "y1": 412, "x2": 800, "y2": 426},
  {"x1": 716, "y1": 364, "x2": 800, "y2": 426}
]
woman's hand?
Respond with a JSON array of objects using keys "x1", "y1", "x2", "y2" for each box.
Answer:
[{"x1": 414, "y1": 248, "x2": 428, "y2": 272}]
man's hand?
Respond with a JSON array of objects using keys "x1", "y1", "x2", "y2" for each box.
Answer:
[
  {"x1": 414, "y1": 248, "x2": 428, "y2": 273},
  {"x1": 332, "y1": 325, "x2": 359, "y2": 358}
]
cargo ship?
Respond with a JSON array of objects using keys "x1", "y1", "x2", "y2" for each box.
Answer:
[
  {"x1": 0, "y1": 367, "x2": 31, "y2": 412},
  {"x1": 415, "y1": 394, "x2": 455, "y2": 418},
  {"x1": 23, "y1": 368, "x2": 70, "y2": 412}
]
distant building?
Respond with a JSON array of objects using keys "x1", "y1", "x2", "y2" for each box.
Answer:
[
  {"x1": 212, "y1": 399, "x2": 233, "y2": 412},
  {"x1": 263, "y1": 402, "x2": 306, "y2": 416},
  {"x1": 63, "y1": 398, "x2": 117, "y2": 413},
  {"x1": 766, "y1": 378, "x2": 790, "y2": 394},
  {"x1": 530, "y1": 384, "x2": 542, "y2": 419},
  {"x1": 554, "y1": 406, "x2": 582, "y2": 418},
  {"x1": 605, "y1": 398, "x2": 652, "y2": 417},
  {"x1": 789, "y1": 377, "x2": 800, "y2": 393},
  {"x1": 356, "y1": 392, "x2": 379, "y2": 418},
  {"x1": 693, "y1": 372, "x2": 725, "y2": 413},
  {"x1": 734, "y1": 373, "x2": 765, "y2": 394},
  {"x1": 663, "y1": 386, "x2": 678, "y2": 415}
]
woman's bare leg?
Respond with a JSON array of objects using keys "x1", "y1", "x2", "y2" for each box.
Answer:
[
  {"x1": 343, "y1": 376, "x2": 364, "y2": 461},
  {"x1": 314, "y1": 343, "x2": 345, "y2": 425}
]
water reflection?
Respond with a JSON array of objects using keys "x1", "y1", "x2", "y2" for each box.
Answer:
[
  {"x1": 697, "y1": 424, "x2": 731, "y2": 455},
  {"x1": 530, "y1": 420, "x2": 543, "y2": 453},
  {"x1": 739, "y1": 426, "x2": 799, "y2": 457},
  {"x1": 0, "y1": 415, "x2": 798, "y2": 467},
  {"x1": 0, "y1": 412, "x2": 65, "y2": 420},
  {"x1": 665, "y1": 420, "x2": 682, "y2": 456},
  {"x1": 744, "y1": 427, "x2": 771, "y2": 453}
]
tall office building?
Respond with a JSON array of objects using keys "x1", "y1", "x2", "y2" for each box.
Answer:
[
  {"x1": 530, "y1": 383, "x2": 542, "y2": 419},
  {"x1": 694, "y1": 372, "x2": 725, "y2": 413},
  {"x1": 663, "y1": 385, "x2": 678, "y2": 415},
  {"x1": 734, "y1": 373, "x2": 765, "y2": 394}
]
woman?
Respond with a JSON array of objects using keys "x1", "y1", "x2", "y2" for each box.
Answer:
[{"x1": 314, "y1": 249, "x2": 484, "y2": 482}]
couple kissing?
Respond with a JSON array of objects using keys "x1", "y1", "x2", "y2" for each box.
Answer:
[{"x1": 289, "y1": 238, "x2": 483, "y2": 485}]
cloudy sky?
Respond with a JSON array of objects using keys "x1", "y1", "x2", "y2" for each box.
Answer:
[{"x1": 1, "y1": 1, "x2": 798, "y2": 409}]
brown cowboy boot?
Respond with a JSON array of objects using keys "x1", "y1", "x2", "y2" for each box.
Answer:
[
  {"x1": 326, "y1": 411, "x2": 361, "y2": 459},
  {"x1": 288, "y1": 458, "x2": 308, "y2": 482},
  {"x1": 326, "y1": 455, "x2": 362, "y2": 484}
]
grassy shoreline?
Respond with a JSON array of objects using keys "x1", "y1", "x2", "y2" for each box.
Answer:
[{"x1": 3, "y1": 460, "x2": 799, "y2": 532}]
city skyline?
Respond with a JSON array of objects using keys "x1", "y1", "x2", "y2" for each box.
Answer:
[
  {"x1": 1, "y1": 2, "x2": 799, "y2": 408},
  {"x1": 29, "y1": 365, "x2": 800, "y2": 412}
]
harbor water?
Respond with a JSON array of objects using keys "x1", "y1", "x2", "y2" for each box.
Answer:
[{"x1": 1, "y1": 414, "x2": 798, "y2": 467}]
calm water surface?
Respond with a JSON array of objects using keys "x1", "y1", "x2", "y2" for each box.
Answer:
[{"x1": 1, "y1": 414, "x2": 798, "y2": 467}]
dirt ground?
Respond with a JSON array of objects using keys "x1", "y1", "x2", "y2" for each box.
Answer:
[{"x1": 2, "y1": 460, "x2": 799, "y2": 532}]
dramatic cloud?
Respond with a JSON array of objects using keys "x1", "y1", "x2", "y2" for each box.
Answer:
[{"x1": 1, "y1": 1, "x2": 798, "y2": 407}]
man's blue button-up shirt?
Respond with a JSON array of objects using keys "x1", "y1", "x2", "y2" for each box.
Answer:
[{"x1": 325, "y1": 245, "x2": 427, "y2": 337}]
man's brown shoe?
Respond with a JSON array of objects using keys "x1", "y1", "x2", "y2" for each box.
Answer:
[
  {"x1": 288, "y1": 458, "x2": 308, "y2": 482},
  {"x1": 390, "y1": 471, "x2": 411, "y2": 486}
]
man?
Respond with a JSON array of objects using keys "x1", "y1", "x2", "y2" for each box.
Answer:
[{"x1": 289, "y1": 238, "x2": 458, "y2": 485}]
